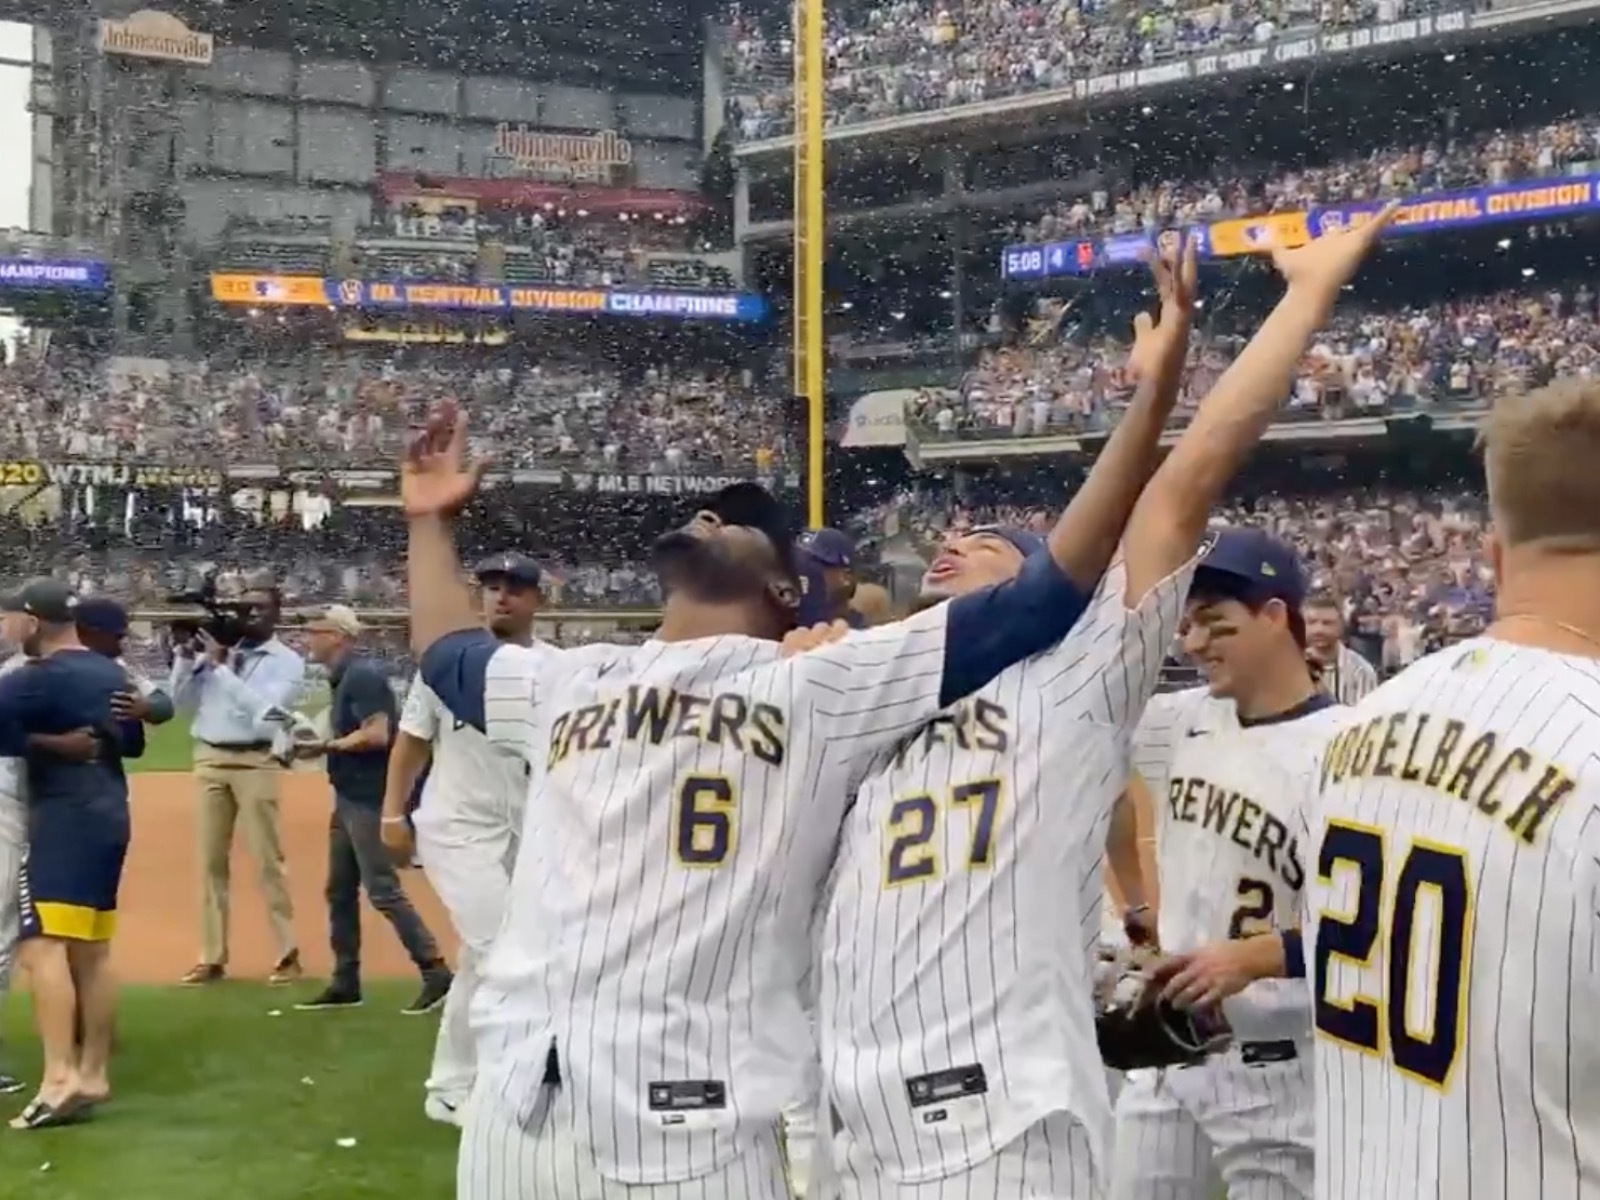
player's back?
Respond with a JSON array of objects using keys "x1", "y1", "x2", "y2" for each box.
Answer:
[
  {"x1": 817, "y1": 559, "x2": 1188, "y2": 1184},
  {"x1": 462, "y1": 606, "x2": 961, "y2": 1185},
  {"x1": 1307, "y1": 639, "x2": 1600, "y2": 1199}
]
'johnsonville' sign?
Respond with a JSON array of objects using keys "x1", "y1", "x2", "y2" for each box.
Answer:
[
  {"x1": 98, "y1": 9, "x2": 215, "y2": 66},
  {"x1": 488, "y1": 126, "x2": 633, "y2": 184}
]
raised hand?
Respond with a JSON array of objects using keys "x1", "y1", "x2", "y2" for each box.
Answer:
[
  {"x1": 1271, "y1": 200, "x2": 1401, "y2": 300},
  {"x1": 401, "y1": 399, "x2": 487, "y2": 520},
  {"x1": 1127, "y1": 231, "x2": 1200, "y2": 386}
]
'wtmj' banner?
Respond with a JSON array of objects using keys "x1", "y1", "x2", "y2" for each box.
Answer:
[{"x1": 0, "y1": 259, "x2": 109, "y2": 291}]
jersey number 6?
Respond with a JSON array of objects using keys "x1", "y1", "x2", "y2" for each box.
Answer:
[
  {"x1": 1313, "y1": 820, "x2": 1472, "y2": 1090},
  {"x1": 674, "y1": 774, "x2": 736, "y2": 867},
  {"x1": 884, "y1": 779, "x2": 1003, "y2": 887}
]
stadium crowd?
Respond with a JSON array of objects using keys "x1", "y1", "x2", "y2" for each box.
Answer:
[
  {"x1": 725, "y1": 0, "x2": 1443, "y2": 137},
  {"x1": 857, "y1": 485, "x2": 1489, "y2": 671},
  {"x1": 1017, "y1": 114, "x2": 1600, "y2": 246},
  {"x1": 0, "y1": 350, "x2": 789, "y2": 470},
  {"x1": 219, "y1": 205, "x2": 736, "y2": 292},
  {"x1": 919, "y1": 284, "x2": 1598, "y2": 439}
]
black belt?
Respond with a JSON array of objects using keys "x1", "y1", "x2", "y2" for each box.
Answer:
[
  {"x1": 1179, "y1": 1039, "x2": 1298, "y2": 1068},
  {"x1": 1239, "y1": 1040, "x2": 1299, "y2": 1066},
  {"x1": 201, "y1": 740, "x2": 274, "y2": 753}
]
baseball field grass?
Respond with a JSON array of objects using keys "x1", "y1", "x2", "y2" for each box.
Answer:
[{"x1": 0, "y1": 984, "x2": 458, "y2": 1199}]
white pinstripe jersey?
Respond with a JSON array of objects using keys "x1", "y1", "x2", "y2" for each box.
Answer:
[
  {"x1": 1133, "y1": 685, "x2": 1344, "y2": 1038},
  {"x1": 0, "y1": 652, "x2": 29, "y2": 841},
  {"x1": 1317, "y1": 643, "x2": 1380, "y2": 707},
  {"x1": 464, "y1": 605, "x2": 982, "y2": 1185},
  {"x1": 817, "y1": 559, "x2": 1191, "y2": 1186},
  {"x1": 1305, "y1": 638, "x2": 1600, "y2": 1200},
  {"x1": 399, "y1": 675, "x2": 527, "y2": 824}
]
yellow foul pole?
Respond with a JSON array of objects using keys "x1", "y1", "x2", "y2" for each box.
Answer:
[{"x1": 792, "y1": 0, "x2": 826, "y2": 528}]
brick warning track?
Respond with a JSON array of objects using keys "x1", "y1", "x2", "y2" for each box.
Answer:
[{"x1": 114, "y1": 772, "x2": 459, "y2": 985}]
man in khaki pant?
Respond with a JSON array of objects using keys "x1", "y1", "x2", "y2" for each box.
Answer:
[{"x1": 167, "y1": 588, "x2": 307, "y2": 985}]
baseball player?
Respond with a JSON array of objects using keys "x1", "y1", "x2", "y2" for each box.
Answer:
[
  {"x1": 811, "y1": 212, "x2": 1397, "y2": 1200},
  {"x1": 399, "y1": 358, "x2": 1163, "y2": 1200},
  {"x1": 1303, "y1": 592, "x2": 1378, "y2": 704},
  {"x1": 382, "y1": 552, "x2": 542, "y2": 1126},
  {"x1": 1152, "y1": 376, "x2": 1600, "y2": 1197},
  {"x1": 0, "y1": 579, "x2": 145, "y2": 1130},
  {"x1": 797, "y1": 528, "x2": 864, "y2": 629},
  {"x1": 0, "y1": 616, "x2": 29, "y2": 1097},
  {"x1": 1107, "y1": 528, "x2": 1341, "y2": 1200}
]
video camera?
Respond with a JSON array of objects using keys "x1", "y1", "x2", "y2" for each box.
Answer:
[{"x1": 166, "y1": 575, "x2": 260, "y2": 649}]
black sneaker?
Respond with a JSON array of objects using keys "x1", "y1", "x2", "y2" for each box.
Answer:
[
  {"x1": 402, "y1": 970, "x2": 452, "y2": 1016},
  {"x1": 0, "y1": 1071, "x2": 23, "y2": 1095},
  {"x1": 294, "y1": 985, "x2": 363, "y2": 1011}
]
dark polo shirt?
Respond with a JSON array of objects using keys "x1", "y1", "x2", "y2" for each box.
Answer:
[{"x1": 326, "y1": 653, "x2": 395, "y2": 805}]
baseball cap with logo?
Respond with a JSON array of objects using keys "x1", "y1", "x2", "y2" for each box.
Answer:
[
  {"x1": 473, "y1": 552, "x2": 543, "y2": 589},
  {"x1": 1193, "y1": 527, "x2": 1308, "y2": 608},
  {"x1": 797, "y1": 527, "x2": 855, "y2": 569},
  {"x1": 0, "y1": 577, "x2": 79, "y2": 623},
  {"x1": 304, "y1": 604, "x2": 363, "y2": 638}
]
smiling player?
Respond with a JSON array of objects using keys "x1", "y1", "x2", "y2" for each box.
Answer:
[{"x1": 1107, "y1": 528, "x2": 1341, "y2": 1200}]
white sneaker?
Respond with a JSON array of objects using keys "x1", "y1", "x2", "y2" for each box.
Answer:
[{"x1": 424, "y1": 1095, "x2": 464, "y2": 1127}]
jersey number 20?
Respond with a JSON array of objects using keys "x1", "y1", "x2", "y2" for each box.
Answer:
[{"x1": 1314, "y1": 820, "x2": 1472, "y2": 1090}]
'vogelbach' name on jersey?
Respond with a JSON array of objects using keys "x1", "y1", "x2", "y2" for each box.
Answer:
[
  {"x1": 818, "y1": 557, "x2": 1192, "y2": 1187},
  {"x1": 1306, "y1": 639, "x2": 1600, "y2": 1200}
]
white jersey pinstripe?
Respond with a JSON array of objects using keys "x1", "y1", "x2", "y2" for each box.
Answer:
[
  {"x1": 817, "y1": 558, "x2": 1192, "y2": 1193},
  {"x1": 400, "y1": 675, "x2": 527, "y2": 827},
  {"x1": 0, "y1": 651, "x2": 27, "y2": 997},
  {"x1": 1316, "y1": 645, "x2": 1379, "y2": 708},
  {"x1": 1114, "y1": 686, "x2": 1342, "y2": 1200},
  {"x1": 462, "y1": 603, "x2": 994, "y2": 1186},
  {"x1": 1305, "y1": 638, "x2": 1600, "y2": 1200}
]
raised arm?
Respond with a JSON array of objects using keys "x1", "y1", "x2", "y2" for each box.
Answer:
[
  {"x1": 1120, "y1": 202, "x2": 1401, "y2": 602},
  {"x1": 402, "y1": 401, "x2": 488, "y2": 658},
  {"x1": 1044, "y1": 236, "x2": 1198, "y2": 593}
]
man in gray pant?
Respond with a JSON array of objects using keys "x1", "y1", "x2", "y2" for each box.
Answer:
[{"x1": 292, "y1": 607, "x2": 451, "y2": 1014}]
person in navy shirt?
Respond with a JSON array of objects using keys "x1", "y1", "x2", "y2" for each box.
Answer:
[
  {"x1": 0, "y1": 579, "x2": 143, "y2": 1130},
  {"x1": 796, "y1": 526, "x2": 866, "y2": 628}
]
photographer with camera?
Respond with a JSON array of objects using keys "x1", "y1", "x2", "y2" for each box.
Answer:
[{"x1": 167, "y1": 582, "x2": 305, "y2": 988}]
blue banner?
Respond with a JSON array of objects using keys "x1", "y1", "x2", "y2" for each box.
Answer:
[
  {"x1": 212, "y1": 273, "x2": 767, "y2": 323},
  {"x1": 0, "y1": 258, "x2": 109, "y2": 291},
  {"x1": 1001, "y1": 171, "x2": 1600, "y2": 282}
]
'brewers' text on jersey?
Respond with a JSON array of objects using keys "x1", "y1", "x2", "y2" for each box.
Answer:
[
  {"x1": 421, "y1": 551, "x2": 1093, "y2": 1187},
  {"x1": 817, "y1": 556, "x2": 1192, "y2": 1191}
]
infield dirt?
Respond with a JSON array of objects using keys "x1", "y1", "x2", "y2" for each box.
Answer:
[{"x1": 115, "y1": 772, "x2": 458, "y2": 986}]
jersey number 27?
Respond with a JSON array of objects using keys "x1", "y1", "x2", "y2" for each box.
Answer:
[{"x1": 1314, "y1": 820, "x2": 1472, "y2": 1090}]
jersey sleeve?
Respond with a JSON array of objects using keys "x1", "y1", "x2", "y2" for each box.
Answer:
[
  {"x1": 399, "y1": 676, "x2": 442, "y2": 742},
  {"x1": 419, "y1": 631, "x2": 566, "y2": 762},
  {"x1": 1038, "y1": 551, "x2": 1195, "y2": 726},
  {"x1": 1128, "y1": 688, "x2": 1200, "y2": 796},
  {"x1": 789, "y1": 547, "x2": 1094, "y2": 746}
]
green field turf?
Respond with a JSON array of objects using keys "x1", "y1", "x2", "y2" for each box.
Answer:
[
  {"x1": 130, "y1": 686, "x2": 336, "y2": 775},
  {"x1": 0, "y1": 984, "x2": 457, "y2": 1199}
]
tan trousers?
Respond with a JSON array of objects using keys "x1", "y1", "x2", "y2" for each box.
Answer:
[{"x1": 193, "y1": 747, "x2": 296, "y2": 966}]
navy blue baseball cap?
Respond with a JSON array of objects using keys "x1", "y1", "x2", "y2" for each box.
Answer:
[
  {"x1": 473, "y1": 552, "x2": 542, "y2": 589},
  {"x1": 76, "y1": 596, "x2": 130, "y2": 637},
  {"x1": 970, "y1": 524, "x2": 1046, "y2": 559},
  {"x1": 797, "y1": 527, "x2": 855, "y2": 569},
  {"x1": 1193, "y1": 527, "x2": 1307, "y2": 607},
  {"x1": 0, "y1": 577, "x2": 78, "y2": 623}
]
